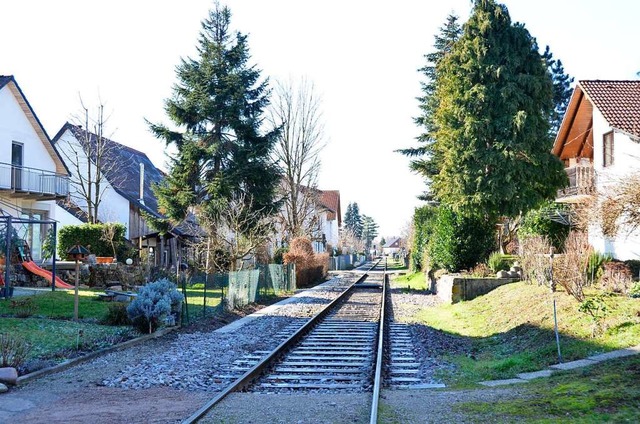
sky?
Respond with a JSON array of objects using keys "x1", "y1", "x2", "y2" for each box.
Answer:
[{"x1": 1, "y1": 0, "x2": 639, "y2": 237}]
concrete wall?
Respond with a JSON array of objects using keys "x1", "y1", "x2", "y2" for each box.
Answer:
[{"x1": 435, "y1": 275, "x2": 519, "y2": 304}]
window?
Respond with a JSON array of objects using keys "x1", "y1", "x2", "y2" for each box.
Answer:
[{"x1": 603, "y1": 131, "x2": 614, "y2": 167}]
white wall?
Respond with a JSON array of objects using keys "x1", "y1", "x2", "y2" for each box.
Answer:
[
  {"x1": 588, "y1": 108, "x2": 640, "y2": 260},
  {"x1": 54, "y1": 128, "x2": 131, "y2": 237},
  {"x1": 0, "y1": 86, "x2": 58, "y2": 174}
]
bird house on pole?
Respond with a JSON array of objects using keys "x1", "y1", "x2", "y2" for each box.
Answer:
[{"x1": 67, "y1": 244, "x2": 90, "y2": 321}]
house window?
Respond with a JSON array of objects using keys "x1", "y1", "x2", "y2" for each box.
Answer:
[{"x1": 603, "y1": 131, "x2": 614, "y2": 167}]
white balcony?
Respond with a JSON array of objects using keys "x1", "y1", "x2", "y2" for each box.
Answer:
[
  {"x1": 557, "y1": 165, "x2": 595, "y2": 203},
  {"x1": 0, "y1": 162, "x2": 69, "y2": 200}
]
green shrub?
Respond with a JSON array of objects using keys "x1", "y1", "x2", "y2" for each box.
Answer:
[
  {"x1": 630, "y1": 282, "x2": 640, "y2": 298},
  {"x1": 9, "y1": 297, "x2": 38, "y2": 318},
  {"x1": 410, "y1": 205, "x2": 438, "y2": 271},
  {"x1": 58, "y1": 223, "x2": 127, "y2": 259},
  {"x1": 624, "y1": 260, "x2": 640, "y2": 280},
  {"x1": 101, "y1": 302, "x2": 132, "y2": 326},
  {"x1": 0, "y1": 332, "x2": 31, "y2": 369},
  {"x1": 273, "y1": 246, "x2": 288, "y2": 264},
  {"x1": 519, "y1": 201, "x2": 570, "y2": 251},
  {"x1": 427, "y1": 206, "x2": 495, "y2": 272},
  {"x1": 586, "y1": 251, "x2": 613, "y2": 284},
  {"x1": 127, "y1": 278, "x2": 184, "y2": 333},
  {"x1": 487, "y1": 252, "x2": 518, "y2": 272}
]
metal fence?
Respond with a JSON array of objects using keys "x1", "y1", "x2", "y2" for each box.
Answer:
[
  {"x1": 182, "y1": 263, "x2": 296, "y2": 323},
  {"x1": 328, "y1": 254, "x2": 367, "y2": 271}
]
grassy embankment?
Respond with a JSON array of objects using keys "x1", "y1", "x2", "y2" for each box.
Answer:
[
  {"x1": 388, "y1": 274, "x2": 640, "y2": 421},
  {"x1": 458, "y1": 355, "x2": 640, "y2": 422},
  {"x1": 407, "y1": 281, "x2": 639, "y2": 385}
]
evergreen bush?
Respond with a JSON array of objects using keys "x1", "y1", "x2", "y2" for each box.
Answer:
[
  {"x1": 127, "y1": 278, "x2": 184, "y2": 333},
  {"x1": 58, "y1": 223, "x2": 127, "y2": 259},
  {"x1": 428, "y1": 206, "x2": 495, "y2": 272},
  {"x1": 487, "y1": 252, "x2": 518, "y2": 273},
  {"x1": 519, "y1": 201, "x2": 570, "y2": 251},
  {"x1": 410, "y1": 205, "x2": 438, "y2": 271}
]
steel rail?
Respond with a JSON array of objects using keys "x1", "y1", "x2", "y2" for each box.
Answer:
[
  {"x1": 182, "y1": 259, "x2": 381, "y2": 423},
  {"x1": 369, "y1": 258, "x2": 387, "y2": 424}
]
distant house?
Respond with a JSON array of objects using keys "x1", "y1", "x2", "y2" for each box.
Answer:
[
  {"x1": 52, "y1": 123, "x2": 192, "y2": 267},
  {"x1": 553, "y1": 80, "x2": 640, "y2": 259},
  {"x1": 0, "y1": 75, "x2": 70, "y2": 261},
  {"x1": 382, "y1": 237, "x2": 402, "y2": 256},
  {"x1": 315, "y1": 190, "x2": 341, "y2": 253}
]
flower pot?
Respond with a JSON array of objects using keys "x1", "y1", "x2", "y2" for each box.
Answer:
[{"x1": 96, "y1": 257, "x2": 115, "y2": 264}]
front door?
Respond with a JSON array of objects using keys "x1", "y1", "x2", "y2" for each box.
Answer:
[{"x1": 11, "y1": 142, "x2": 23, "y2": 190}]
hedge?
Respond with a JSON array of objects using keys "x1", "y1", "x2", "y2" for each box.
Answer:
[{"x1": 58, "y1": 223, "x2": 127, "y2": 259}]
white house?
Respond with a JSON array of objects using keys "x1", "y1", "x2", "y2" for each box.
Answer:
[
  {"x1": 382, "y1": 237, "x2": 403, "y2": 256},
  {"x1": 553, "y1": 80, "x2": 640, "y2": 260},
  {"x1": 51, "y1": 123, "x2": 190, "y2": 266},
  {"x1": 315, "y1": 190, "x2": 341, "y2": 252},
  {"x1": 0, "y1": 76, "x2": 70, "y2": 261}
]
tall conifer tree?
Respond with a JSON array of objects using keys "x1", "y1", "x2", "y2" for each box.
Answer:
[
  {"x1": 149, "y1": 3, "x2": 279, "y2": 225},
  {"x1": 430, "y1": 0, "x2": 566, "y2": 219},
  {"x1": 398, "y1": 14, "x2": 462, "y2": 197}
]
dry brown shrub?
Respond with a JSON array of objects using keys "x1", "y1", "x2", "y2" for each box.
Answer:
[
  {"x1": 600, "y1": 261, "x2": 633, "y2": 294},
  {"x1": 469, "y1": 262, "x2": 492, "y2": 278},
  {"x1": 520, "y1": 235, "x2": 552, "y2": 286},
  {"x1": 554, "y1": 231, "x2": 592, "y2": 301},
  {"x1": 283, "y1": 237, "x2": 328, "y2": 287}
]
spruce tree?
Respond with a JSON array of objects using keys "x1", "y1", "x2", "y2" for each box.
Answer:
[
  {"x1": 361, "y1": 215, "x2": 379, "y2": 251},
  {"x1": 542, "y1": 46, "x2": 575, "y2": 137},
  {"x1": 344, "y1": 202, "x2": 363, "y2": 239},
  {"x1": 398, "y1": 14, "x2": 462, "y2": 198},
  {"x1": 430, "y1": 0, "x2": 566, "y2": 219},
  {"x1": 149, "y1": 3, "x2": 279, "y2": 225}
]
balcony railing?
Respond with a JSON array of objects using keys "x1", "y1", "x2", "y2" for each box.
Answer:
[
  {"x1": 557, "y1": 165, "x2": 595, "y2": 201},
  {"x1": 0, "y1": 162, "x2": 69, "y2": 199}
]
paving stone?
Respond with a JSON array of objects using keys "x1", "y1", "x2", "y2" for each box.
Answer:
[
  {"x1": 479, "y1": 378, "x2": 528, "y2": 387},
  {"x1": 516, "y1": 369, "x2": 554, "y2": 380},
  {"x1": 549, "y1": 359, "x2": 597, "y2": 371},
  {"x1": 588, "y1": 345, "x2": 640, "y2": 362},
  {"x1": 393, "y1": 383, "x2": 446, "y2": 389}
]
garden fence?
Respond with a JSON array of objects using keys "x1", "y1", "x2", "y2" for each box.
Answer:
[{"x1": 182, "y1": 263, "x2": 296, "y2": 323}]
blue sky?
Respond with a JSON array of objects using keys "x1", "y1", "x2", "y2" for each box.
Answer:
[{"x1": 1, "y1": 0, "x2": 638, "y2": 236}]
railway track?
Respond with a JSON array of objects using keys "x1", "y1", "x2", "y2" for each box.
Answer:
[{"x1": 183, "y1": 258, "x2": 390, "y2": 423}]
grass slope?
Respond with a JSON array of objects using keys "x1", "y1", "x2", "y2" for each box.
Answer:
[
  {"x1": 458, "y1": 355, "x2": 640, "y2": 422},
  {"x1": 410, "y1": 282, "x2": 640, "y2": 385}
]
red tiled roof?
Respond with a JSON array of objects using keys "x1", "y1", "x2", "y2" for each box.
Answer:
[
  {"x1": 318, "y1": 190, "x2": 341, "y2": 225},
  {"x1": 580, "y1": 80, "x2": 640, "y2": 138}
]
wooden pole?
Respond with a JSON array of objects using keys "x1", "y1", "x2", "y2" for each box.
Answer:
[{"x1": 74, "y1": 259, "x2": 79, "y2": 321}]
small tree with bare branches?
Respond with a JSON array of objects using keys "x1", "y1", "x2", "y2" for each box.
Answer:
[
  {"x1": 187, "y1": 193, "x2": 274, "y2": 272},
  {"x1": 57, "y1": 98, "x2": 122, "y2": 223}
]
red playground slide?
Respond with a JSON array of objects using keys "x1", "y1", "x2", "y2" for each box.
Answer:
[{"x1": 22, "y1": 261, "x2": 73, "y2": 289}]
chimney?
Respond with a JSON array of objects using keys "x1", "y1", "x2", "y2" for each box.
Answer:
[{"x1": 139, "y1": 162, "x2": 145, "y2": 205}]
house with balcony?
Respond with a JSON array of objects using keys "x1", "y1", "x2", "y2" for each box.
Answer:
[
  {"x1": 0, "y1": 76, "x2": 70, "y2": 261},
  {"x1": 553, "y1": 80, "x2": 640, "y2": 259}
]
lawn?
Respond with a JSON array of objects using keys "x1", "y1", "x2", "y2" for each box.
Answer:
[
  {"x1": 0, "y1": 318, "x2": 135, "y2": 367},
  {"x1": 390, "y1": 271, "x2": 427, "y2": 291},
  {"x1": 0, "y1": 286, "x2": 227, "y2": 372},
  {"x1": 457, "y1": 354, "x2": 640, "y2": 422},
  {"x1": 409, "y1": 281, "x2": 640, "y2": 386}
]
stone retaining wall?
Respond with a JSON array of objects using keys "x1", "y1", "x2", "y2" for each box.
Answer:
[{"x1": 435, "y1": 275, "x2": 520, "y2": 304}]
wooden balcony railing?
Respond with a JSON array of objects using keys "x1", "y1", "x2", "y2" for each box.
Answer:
[{"x1": 557, "y1": 165, "x2": 595, "y2": 200}]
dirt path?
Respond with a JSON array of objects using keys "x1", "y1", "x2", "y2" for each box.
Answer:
[{"x1": 0, "y1": 334, "x2": 210, "y2": 424}]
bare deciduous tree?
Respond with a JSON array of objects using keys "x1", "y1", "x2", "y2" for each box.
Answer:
[
  {"x1": 269, "y1": 77, "x2": 326, "y2": 243},
  {"x1": 57, "y1": 97, "x2": 122, "y2": 223},
  {"x1": 188, "y1": 193, "x2": 274, "y2": 272}
]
